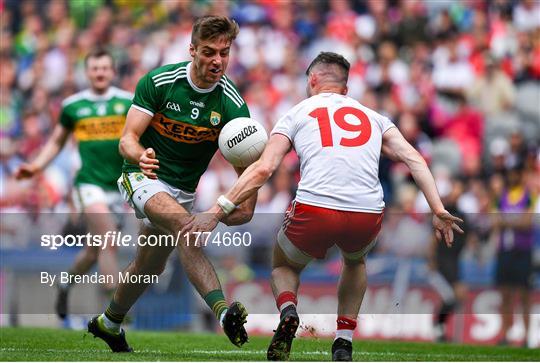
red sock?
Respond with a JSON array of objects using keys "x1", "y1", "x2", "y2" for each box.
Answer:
[
  {"x1": 337, "y1": 316, "x2": 357, "y2": 330},
  {"x1": 336, "y1": 316, "x2": 357, "y2": 342},
  {"x1": 276, "y1": 291, "x2": 297, "y2": 312}
]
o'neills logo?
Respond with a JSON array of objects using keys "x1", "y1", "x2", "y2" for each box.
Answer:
[{"x1": 227, "y1": 125, "x2": 258, "y2": 149}]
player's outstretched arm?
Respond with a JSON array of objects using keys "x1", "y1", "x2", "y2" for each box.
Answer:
[
  {"x1": 220, "y1": 133, "x2": 291, "y2": 211},
  {"x1": 119, "y1": 107, "x2": 158, "y2": 179},
  {"x1": 14, "y1": 124, "x2": 70, "y2": 180},
  {"x1": 382, "y1": 127, "x2": 463, "y2": 246},
  {"x1": 182, "y1": 134, "x2": 292, "y2": 237},
  {"x1": 220, "y1": 166, "x2": 258, "y2": 226}
]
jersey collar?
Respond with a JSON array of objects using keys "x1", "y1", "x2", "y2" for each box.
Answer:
[
  {"x1": 84, "y1": 87, "x2": 117, "y2": 101},
  {"x1": 186, "y1": 62, "x2": 218, "y2": 93}
]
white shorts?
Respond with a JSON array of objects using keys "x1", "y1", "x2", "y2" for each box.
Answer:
[
  {"x1": 118, "y1": 172, "x2": 195, "y2": 221},
  {"x1": 72, "y1": 183, "x2": 125, "y2": 214}
]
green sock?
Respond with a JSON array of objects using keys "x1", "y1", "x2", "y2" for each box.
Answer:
[
  {"x1": 104, "y1": 300, "x2": 128, "y2": 325},
  {"x1": 204, "y1": 290, "x2": 228, "y2": 321}
]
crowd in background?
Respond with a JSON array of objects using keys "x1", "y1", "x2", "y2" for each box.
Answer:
[{"x1": 0, "y1": 0, "x2": 539, "y2": 281}]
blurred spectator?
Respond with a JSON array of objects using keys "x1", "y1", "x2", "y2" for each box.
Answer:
[
  {"x1": 0, "y1": 137, "x2": 25, "y2": 211},
  {"x1": 0, "y1": 55, "x2": 21, "y2": 137},
  {"x1": 377, "y1": 183, "x2": 432, "y2": 310},
  {"x1": 468, "y1": 55, "x2": 516, "y2": 116},
  {"x1": 494, "y1": 164, "x2": 535, "y2": 347},
  {"x1": 464, "y1": 182, "x2": 498, "y2": 266},
  {"x1": 506, "y1": 130, "x2": 529, "y2": 169},
  {"x1": 395, "y1": 0, "x2": 428, "y2": 47},
  {"x1": 428, "y1": 178, "x2": 469, "y2": 342},
  {"x1": 489, "y1": 3, "x2": 519, "y2": 60},
  {"x1": 513, "y1": 0, "x2": 540, "y2": 32},
  {"x1": 432, "y1": 33, "x2": 475, "y2": 99},
  {"x1": 400, "y1": 112, "x2": 432, "y2": 162},
  {"x1": 323, "y1": 0, "x2": 357, "y2": 45},
  {"x1": 365, "y1": 40, "x2": 409, "y2": 89},
  {"x1": 390, "y1": 112, "x2": 432, "y2": 186},
  {"x1": 488, "y1": 137, "x2": 511, "y2": 175},
  {"x1": 435, "y1": 97, "x2": 484, "y2": 176}
]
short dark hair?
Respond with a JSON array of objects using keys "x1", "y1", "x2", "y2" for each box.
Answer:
[
  {"x1": 191, "y1": 16, "x2": 240, "y2": 45},
  {"x1": 84, "y1": 48, "x2": 114, "y2": 68},
  {"x1": 305, "y1": 52, "x2": 350, "y2": 78}
]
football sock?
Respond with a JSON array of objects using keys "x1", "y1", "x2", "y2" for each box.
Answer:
[
  {"x1": 335, "y1": 316, "x2": 357, "y2": 342},
  {"x1": 58, "y1": 271, "x2": 77, "y2": 291},
  {"x1": 437, "y1": 302, "x2": 456, "y2": 324},
  {"x1": 98, "y1": 314, "x2": 120, "y2": 334},
  {"x1": 104, "y1": 300, "x2": 129, "y2": 327},
  {"x1": 204, "y1": 290, "x2": 228, "y2": 323},
  {"x1": 276, "y1": 291, "x2": 297, "y2": 316}
]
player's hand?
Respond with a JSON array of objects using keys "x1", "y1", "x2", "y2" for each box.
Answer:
[
  {"x1": 432, "y1": 211, "x2": 464, "y2": 247},
  {"x1": 14, "y1": 163, "x2": 39, "y2": 180},
  {"x1": 181, "y1": 213, "x2": 220, "y2": 247},
  {"x1": 139, "y1": 148, "x2": 159, "y2": 179}
]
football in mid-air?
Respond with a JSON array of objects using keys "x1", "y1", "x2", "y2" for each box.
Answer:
[{"x1": 218, "y1": 117, "x2": 268, "y2": 167}]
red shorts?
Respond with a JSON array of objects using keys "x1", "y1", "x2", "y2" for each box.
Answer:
[{"x1": 282, "y1": 201, "x2": 383, "y2": 260}]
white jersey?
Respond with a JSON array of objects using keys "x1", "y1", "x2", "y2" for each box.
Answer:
[{"x1": 272, "y1": 93, "x2": 395, "y2": 212}]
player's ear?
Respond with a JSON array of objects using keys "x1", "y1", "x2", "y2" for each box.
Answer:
[
  {"x1": 189, "y1": 44, "x2": 196, "y2": 58},
  {"x1": 309, "y1": 73, "x2": 317, "y2": 88}
]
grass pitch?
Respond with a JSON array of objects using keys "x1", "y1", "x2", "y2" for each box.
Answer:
[{"x1": 0, "y1": 327, "x2": 538, "y2": 361}]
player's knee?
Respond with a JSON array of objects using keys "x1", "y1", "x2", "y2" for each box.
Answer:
[{"x1": 271, "y1": 265, "x2": 302, "y2": 281}]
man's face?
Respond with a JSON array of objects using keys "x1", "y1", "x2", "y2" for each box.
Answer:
[
  {"x1": 86, "y1": 56, "x2": 114, "y2": 92},
  {"x1": 190, "y1": 36, "x2": 231, "y2": 87}
]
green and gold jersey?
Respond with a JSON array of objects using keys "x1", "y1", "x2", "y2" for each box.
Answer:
[
  {"x1": 60, "y1": 87, "x2": 133, "y2": 190},
  {"x1": 127, "y1": 61, "x2": 250, "y2": 192}
]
